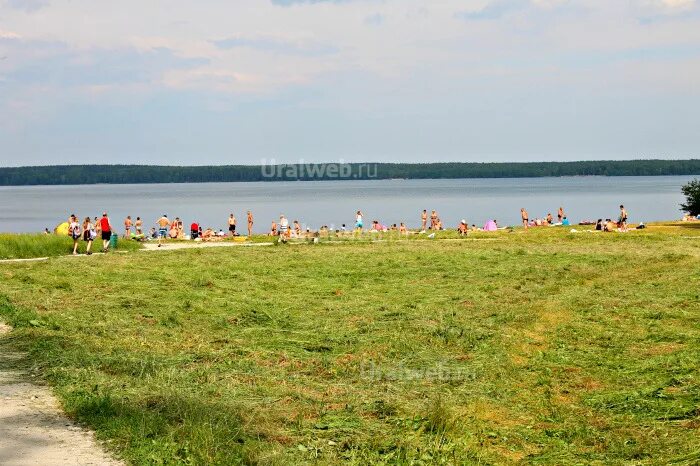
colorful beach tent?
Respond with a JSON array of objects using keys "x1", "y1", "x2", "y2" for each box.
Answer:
[
  {"x1": 54, "y1": 222, "x2": 69, "y2": 236},
  {"x1": 483, "y1": 220, "x2": 497, "y2": 231}
]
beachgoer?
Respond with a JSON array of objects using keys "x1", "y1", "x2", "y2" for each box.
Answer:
[
  {"x1": 558, "y1": 207, "x2": 564, "y2": 222},
  {"x1": 99, "y1": 212, "x2": 112, "y2": 252},
  {"x1": 458, "y1": 220, "x2": 468, "y2": 236},
  {"x1": 279, "y1": 215, "x2": 289, "y2": 242},
  {"x1": 82, "y1": 217, "x2": 94, "y2": 255},
  {"x1": 124, "y1": 216, "x2": 132, "y2": 239},
  {"x1": 69, "y1": 214, "x2": 81, "y2": 255},
  {"x1": 595, "y1": 219, "x2": 603, "y2": 231},
  {"x1": 228, "y1": 214, "x2": 236, "y2": 236},
  {"x1": 546, "y1": 213, "x2": 553, "y2": 224},
  {"x1": 247, "y1": 211, "x2": 253, "y2": 237},
  {"x1": 399, "y1": 222, "x2": 407, "y2": 235},
  {"x1": 43, "y1": 228, "x2": 50, "y2": 235},
  {"x1": 135, "y1": 217, "x2": 143, "y2": 234},
  {"x1": 421, "y1": 210, "x2": 428, "y2": 231},
  {"x1": 157, "y1": 214, "x2": 170, "y2": 247},
  {"x1": 562, "y1": 216, "x2": 570, "y2": 226},
  {"x1": 270, "y1": 220, "x2": 277, "y2": 236},
  {"x1": 604, "y1": 219, "x2": 616, "y2": 232},
  {"x1": 294, "y1": 220, "x2": 301, "y2": 236},
  {"x1": 618, "y1": 205, "x2": 628, "y2": 231},
  {"x1": 430, "y1": 210, "x2": 438, "y2": 230},
  {"x1": 521, "y1": 208, "x2": 529, "y2": 230},
  {"x1": 355, "y1": 211, "x2": 364, "y2": 231},
  {"x1": 190, "y1": 222, "x2": 199, "y2": 239},
  {"x1": 175, "y1": 217, "x2": 184, "y2": 238}
]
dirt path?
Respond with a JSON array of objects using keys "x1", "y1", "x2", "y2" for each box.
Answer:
[{"x1": 0, "y1": 323, "x2": 122, "y2": 466}]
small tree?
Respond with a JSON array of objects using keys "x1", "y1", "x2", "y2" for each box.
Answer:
[{"x1": 681, "y1": 179, "x2": 700, "y2": 216}]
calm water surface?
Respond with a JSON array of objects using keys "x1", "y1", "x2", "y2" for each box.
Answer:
[{"x1": 0, "y1": 176, "x2": 694, "y2": 233}]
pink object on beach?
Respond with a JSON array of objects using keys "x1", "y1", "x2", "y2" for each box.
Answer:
[{"x1": 483, "y1": 220, "x2": 497, "y2": 231}]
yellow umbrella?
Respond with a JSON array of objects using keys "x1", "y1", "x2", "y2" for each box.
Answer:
[{"x1": 54, "y1": 222, "x2": 69, "y2": 236}]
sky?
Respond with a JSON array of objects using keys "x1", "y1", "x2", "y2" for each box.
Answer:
[{"x1": 0, "y1": 0, "x2": 699, "y2": 166}]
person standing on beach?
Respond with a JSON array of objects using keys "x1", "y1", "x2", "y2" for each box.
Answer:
[
  {"x1": 618, "y1": 205, "x2": 628, "y2": 231},
  {"x1": 157, "y1": 214, "x2": 170, "y2": 247},
  {"x1": 247, "y1": 211, "x2": 254, "y2": 237},
  {"x1": 521, "y1": 208, "x2": 529, "y2": 230},
  {"x1": 69, "y1": 214, "x2": 81, "y2": 255},
  {"x1": 430, "y1": 210, "x2": 438, "y2": 230},
  {"x1": 355, "y1": 211, "x2": 364, "y2": 231},
  {"x1": 421, "y1": 210, "x2": 428, "y2": 232},
  {"x1": 557, "y1": 207, "x2": 565, "y2": 223},
  {"x1": 83, "y1": 217, "x2": 94, "y2": 255},
  {"x1": 228, "y1": 213, "x2": 237, "y2": 236},
  {"x1": 99, "y1": 212, "x2": 112, "y2": 252},
  {"x1": 124, "y1": 216, "x2": 132, "y2": 239},
  {"x1": 279, "y1": 215, "x2": 289, "y2": 242},
  {"x1": 135, "y1": 217, "x2": 143, "y2": 235}
]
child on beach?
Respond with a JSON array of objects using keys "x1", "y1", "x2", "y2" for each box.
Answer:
[{"x1": 247, "y1": 211, "x2": 254, "y2": 237}]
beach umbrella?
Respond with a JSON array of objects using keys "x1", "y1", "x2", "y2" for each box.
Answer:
[{"x1": 54, "y1": 222, "x2": 69, "y2": 236}]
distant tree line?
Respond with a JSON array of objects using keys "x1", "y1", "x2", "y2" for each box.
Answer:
[{"x1": 0, "y1": 159, "x2": 698, "y2": 186}]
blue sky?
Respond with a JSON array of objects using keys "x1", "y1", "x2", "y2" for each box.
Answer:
[{"x1": 0, "y1": 0, "x2": 698, "y2": 166}]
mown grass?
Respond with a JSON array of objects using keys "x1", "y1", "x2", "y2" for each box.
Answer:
[
  {"x1": 0, "y1": 224, "x2": 699, "y2": 464},
  {"x1": 0, "y1": 233, "x2": 142, "y2": 259}
]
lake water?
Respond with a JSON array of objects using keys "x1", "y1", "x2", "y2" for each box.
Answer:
[{"x1": 0, "y1": 176, "x2": 694, "y2": 233}]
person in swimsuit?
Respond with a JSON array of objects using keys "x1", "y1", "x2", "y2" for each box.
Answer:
[
  {"x1": 247, "y1": 211, "x2": 253, "y2": 237},
  {"x1": 228, "y1": 214, "x2": 236, "y2": 236},
  {"x1": 430, "y1": 210, "x2": 438, "y2": 230},
  {"x1": 124, "y1": 216, "x2": 132, "y2": 239},
  {"x1": 521, "y1": 208, "x2": 529, "y2": 230},
  {"x1": 557, "y1": 207, "x2": 564, "y2": 223},
  {"x1": 157, "y1": 214, "x2": 170, "y2": 247},
  {"x1": 421, "y1": 210, "x2": 428, "y2": 231},
  {"x1": 135, "y1": 217, "x2": 143, "y2": 235},
  {"x1": 355, "y1": 211, "x2": 364, "y2": 231},
  {"x1": 270, "y1": 220, "x2": 277, "y2": 236}
]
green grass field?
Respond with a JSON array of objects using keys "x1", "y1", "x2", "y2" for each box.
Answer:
[
  {"x1": 1, "y1": 225, "x2": 699, "y2": 464},
  {"x1": 0, "y1": 233, "x2": 142, "y2": 260}
]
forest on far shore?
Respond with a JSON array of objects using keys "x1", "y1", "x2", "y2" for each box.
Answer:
[{"x1": 1, "y1": 159, "x2": 698, "y2": 186}]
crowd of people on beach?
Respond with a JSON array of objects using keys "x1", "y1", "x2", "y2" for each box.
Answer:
[{"x1": 55, "y1": 203, "x2": 642, "y2": 254}]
